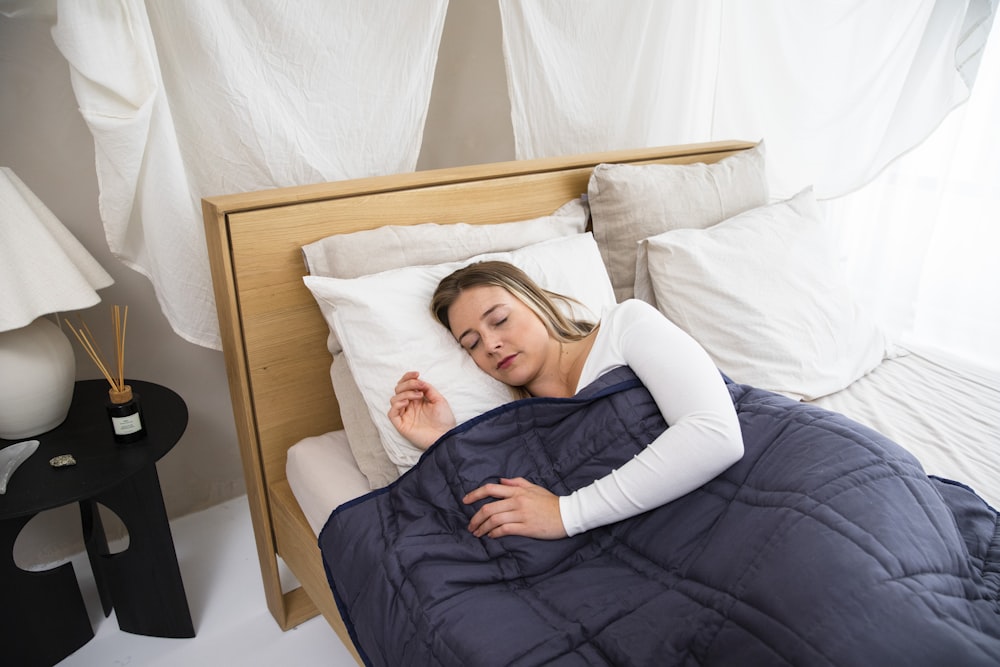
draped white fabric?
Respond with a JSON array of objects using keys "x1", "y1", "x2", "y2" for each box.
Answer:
[
  {"x1": 499, "y1": 1, "x2": 723, "y2": 161},
  {"x1": 51, "y1": 0, "x2": 448, "y2": 349},
  {"x1": 502, "y1": 0, "x2": 999, "y2": 372},
  {"x1": 500, "y1": 0, "x2": 997, "y2": 199},
  {"x1": 825, "y1": 26, "x2": 1000, "y2": 373}
]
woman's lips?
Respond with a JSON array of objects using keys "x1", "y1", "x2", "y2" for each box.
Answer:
[{"x1": 497, "y1": 354, "x2": 517, "y2": 370}]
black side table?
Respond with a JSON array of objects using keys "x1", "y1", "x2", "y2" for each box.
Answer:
[{"x1": 0, "y1": 379, "x2": 195, "y2": 667}]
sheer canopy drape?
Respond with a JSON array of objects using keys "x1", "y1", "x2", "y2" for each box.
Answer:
[
  {"x1": 499, "y1": 1, "x2": 723, "y2": 163},
  {"x1": 501, "y1": 0, "x2": 999, "y2": 371},
  {"x1": 826, "y1": 31, "x2": 1000, "y2": 372},
  {"x1": 51, "y1": 1, "x2": 997, "y2": 365},
  {"x1": 52, "y1": 0, "x2": 448, "y2": 349},
  {"x1": 500, "y1": 0, "x2": 996, "y2": 199}
]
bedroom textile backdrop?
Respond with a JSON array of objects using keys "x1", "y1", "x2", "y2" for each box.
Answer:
[
  {"x1": 48, "y1": 0, "x2": 1000, "y2": 359},
  {"x1": 51, "y1": 0, "x2": 449, "y2": 351},
  {"x1": 828, "y1": 35, "x2": 1000, "y2": 372},
  {"x1": 501, "y1": 0, "x2": 996, "y2": 198}
]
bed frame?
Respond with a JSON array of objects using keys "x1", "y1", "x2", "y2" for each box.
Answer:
[{"x1": 201, "y1": 140, "x2": 756, "y2": 659}]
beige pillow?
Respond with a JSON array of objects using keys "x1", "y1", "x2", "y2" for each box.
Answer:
[
  {"x1": 329, "y1": 354, "x2": 400, "y2": 489},
  {"x1": 302, "y1": 196, "x2": 589, "y2": 280},
  {"x1": 588, "y1": 142, "x2": 768, "y2": 302}
]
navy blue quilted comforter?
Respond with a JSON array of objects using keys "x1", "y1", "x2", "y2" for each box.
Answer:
[{"x1": 320, "y1": 366, "x2": 1000, "y2": 666}]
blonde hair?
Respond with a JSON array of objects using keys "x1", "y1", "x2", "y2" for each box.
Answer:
[{"x1": 431, "y1": 261, "x2": 597, "y2": 343}]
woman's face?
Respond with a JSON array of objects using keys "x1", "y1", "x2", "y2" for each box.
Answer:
[{"x1": 447, "y1": 285, "x2": 555, "y2": 388}]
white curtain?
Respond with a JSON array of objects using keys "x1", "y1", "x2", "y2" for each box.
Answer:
[
  {"x1": 51, "y1": 0, "x2": 449, "y2": 350},
  {"x1": 501, "y1": 0, "x2": 998, "y2": 372},
  {"x1": 825, "y1": 24, "x2": 1000, "y2": 373},
  {"x1": 500, "y1": 0, "x2": 996, "y2": 199},
  {"x1": 499, "y1": 1, "x2": 723, "y2": 160}
]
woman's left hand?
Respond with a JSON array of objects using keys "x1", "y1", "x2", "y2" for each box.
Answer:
[{"x1": 463, "y1": 477, "x2": 567, "y2": 540}]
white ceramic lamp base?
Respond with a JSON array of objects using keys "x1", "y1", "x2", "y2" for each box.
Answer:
[{"x1": 0, "y1": 317, "x2": 76, "y2": 439}]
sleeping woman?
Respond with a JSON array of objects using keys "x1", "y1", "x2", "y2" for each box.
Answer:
[{"x1": 388, "y1": 261, "x2": 744, "y2": 540}]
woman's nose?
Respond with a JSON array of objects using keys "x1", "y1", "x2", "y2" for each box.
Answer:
[{"x1": 481, "y1": 332, "x2": 502, "y2": 353}]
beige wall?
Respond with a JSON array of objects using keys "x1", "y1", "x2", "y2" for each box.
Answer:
[
  {"x1": 419, "y1": 1, "x2": 514, "y2": 169},
  {"x1": 0, "y1": 4, "x2": 512, "y2": 566}
]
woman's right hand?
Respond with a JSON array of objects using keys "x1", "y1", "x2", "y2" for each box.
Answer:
[{"x1": 387, "y1": 371, "x2": 457, "y2": 450}]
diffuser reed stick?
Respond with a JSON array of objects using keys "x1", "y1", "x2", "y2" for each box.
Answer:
[{"x1": 66, "y1": 305, "x2": 130, "y2": 394}]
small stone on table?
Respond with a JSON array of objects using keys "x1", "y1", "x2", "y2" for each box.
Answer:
[{"x1": 49, "y1": 454, "x2": 77, "y2": 468}]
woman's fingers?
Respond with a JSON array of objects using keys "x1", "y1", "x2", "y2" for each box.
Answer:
[
  {"x1": 470, "y1": 505, "x2": 522, "y2": 538},
  {"x1": 463, "y1": 482, "x2": 508, "y2": 504},
  {"x1": 463, "y1": 478, "x2": 565, "y2": 540},
  {"x1": 394, "y1": 378, "x2": 424, "y2": 396},
  {"x1": 389, "y1": 389, "x2": 425, "y2": 407}
]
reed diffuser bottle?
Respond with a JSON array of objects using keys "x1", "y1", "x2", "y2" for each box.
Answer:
[
  {"x1": 67, "y1": 304, "x2": 147, "y2": 443},
  {"x1": 107, "y1": 383, "x2": 146, "y2": 443}
]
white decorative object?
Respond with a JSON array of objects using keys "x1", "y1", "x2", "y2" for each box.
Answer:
[
  {"x1": 0, "y1": 440, "x2": 39, "y2": 494},
  {"x1": 0, "y1": 168, "x2": 114, "y2": 439}
]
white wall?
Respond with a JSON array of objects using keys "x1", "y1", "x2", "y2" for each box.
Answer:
[{"x1": 0, "y1": 3, "x2": 512, "y2": 566}]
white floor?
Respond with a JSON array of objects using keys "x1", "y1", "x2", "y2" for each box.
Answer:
[{"x1": 56, "y1": 496, "x2": 358, "y2": 666}]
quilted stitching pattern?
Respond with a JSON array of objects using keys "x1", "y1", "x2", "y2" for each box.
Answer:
[{"x1": 321, "y1": 367, "x2": 1000, "y2": 666}]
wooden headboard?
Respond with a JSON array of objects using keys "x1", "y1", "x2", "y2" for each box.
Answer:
[{"x1": 201, "y1": 140, "x2": 756, "y2": 655}]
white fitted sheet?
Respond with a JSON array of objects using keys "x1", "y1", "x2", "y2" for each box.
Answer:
[
  {"x1": 810, "y1": 349, "x2": 999, "y2": 508},
  {"x1": 288, "y1": 349, "x2": 999, "y2": 536},
  {"x1": 285, "y1": 430, "x2": 371, "y2": 535}
]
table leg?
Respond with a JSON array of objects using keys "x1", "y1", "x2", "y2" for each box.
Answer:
[
  {"x1": 80, "y1": 498, "x2": 114, "y2": 617},
  {"x1": 0, "y1": 513, "x2": 93, "y2": 666},
  {"x1": 90, "y1": 462, "x2": 195, "y2": 638}
]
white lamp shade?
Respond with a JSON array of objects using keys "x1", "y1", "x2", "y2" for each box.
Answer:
[
  {"x1": 0, "y1": 167, "x2": 114, "y2": 332},
  {"x1": 0, "y1": 318, "x2": 76, "y2": 439},
  {"x1": 0, "y1": 167, "x2": 114, "y2": 438}
]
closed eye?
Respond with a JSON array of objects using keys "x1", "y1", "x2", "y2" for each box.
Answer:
[{"x1": 456, "y1": 304, "x2": 509, "y2": 352}]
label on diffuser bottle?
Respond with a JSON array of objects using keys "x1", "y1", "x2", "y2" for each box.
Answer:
[{"x1": 112, "y1": 413, "x2": 143, "y2": 435}]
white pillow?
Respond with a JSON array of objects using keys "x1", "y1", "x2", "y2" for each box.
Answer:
[
  {"x1": 304, "y1": 233, "x2": 615, "y2": 471},
  {"x1": 302, "y1": 198, "x2": 588, "y2": 487},
  {"x1": 641, "y1": 188, "x2": 888, "y2": 401},
  {"x1": 588, "y1": 142, "x2": 768, "y2": 302}
]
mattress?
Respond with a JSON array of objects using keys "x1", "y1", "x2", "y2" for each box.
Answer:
[
  {"x1": 287, "y1": 349, "x2": 999, "y2": 535},
  {"x1": 810, "y1": 348, "x2": 999, "y2": 508},
  {"x1": 285, "y1": 430, "x2": 371, "y2": 535}
]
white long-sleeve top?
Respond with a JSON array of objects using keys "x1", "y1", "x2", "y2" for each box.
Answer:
[{"x1": 558, "y1": 299, "x2": 744, "y2": 536}]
